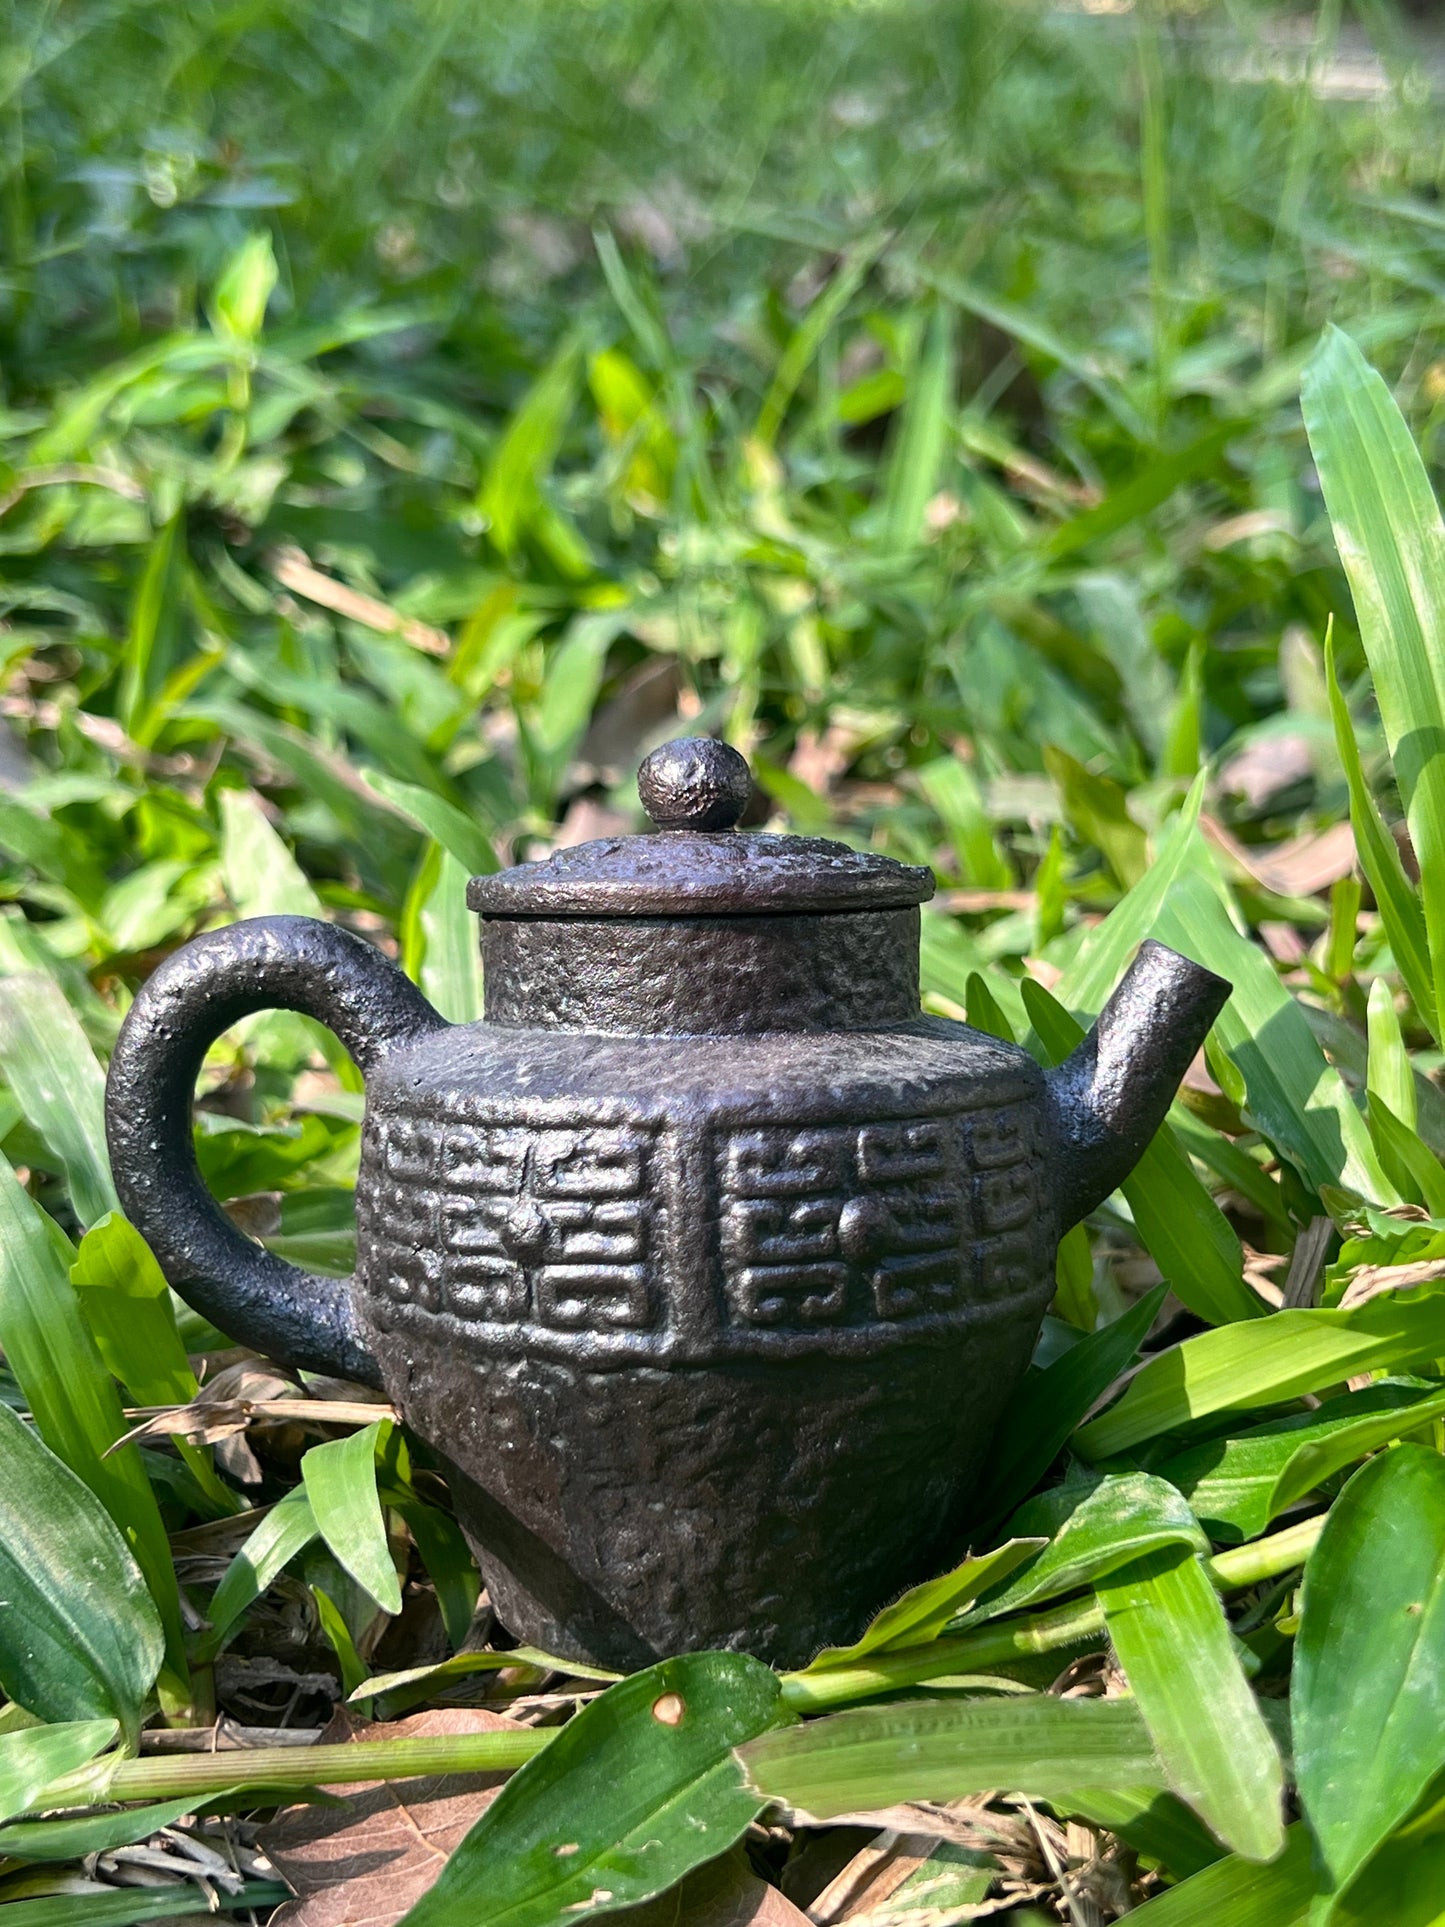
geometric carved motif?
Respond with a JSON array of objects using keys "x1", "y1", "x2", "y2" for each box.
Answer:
[
  {"x1": 370, "y1": 1116, "x2": 657, "y2": 1332},
  {"x1": 969, "y1": 1107, "x2": 1043, "y2": 1303},
  {"x1": 716, "y1": 1118, "x2": 972, "y2": 1328}
]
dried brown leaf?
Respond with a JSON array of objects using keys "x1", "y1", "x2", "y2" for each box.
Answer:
[
  {"x1": 1201, "y1": 813, "x2": 1356, "y2": 898},
  {"x1": 261, "y1": 1707, "x2": 522, "y2": 1925},
  {"x1": 610, "y1": 1849, "x2": 811, "y2": 1925}
]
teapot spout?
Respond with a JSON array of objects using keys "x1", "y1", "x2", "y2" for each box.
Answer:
[{"x1": 1046, "y1": 939, "x2": 1231, "y2": 1231}]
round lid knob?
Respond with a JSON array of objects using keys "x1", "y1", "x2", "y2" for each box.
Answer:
[{"x1": 638, "y1": 737, "x2": 751, "y2": 833}]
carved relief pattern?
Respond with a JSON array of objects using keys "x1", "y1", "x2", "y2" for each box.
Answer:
[
  {"x1": 369, "y1": 1117, "x2": 658, "y2": 1331},
  {"x1": 366, "y1": 1102, "x2": 1044, "y2": 1341},
  {"x1": 713, "y1": 1109, "x2": 1039, "y2": 1329}
]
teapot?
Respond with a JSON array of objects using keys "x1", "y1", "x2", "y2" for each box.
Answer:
[{"x1": 105, "y1": 738, "x2": 1229, "y2": 1670}]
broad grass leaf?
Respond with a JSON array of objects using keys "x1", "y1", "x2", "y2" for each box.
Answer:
[
  {"x1": 801, "y1": 1539, "x2": 1044, "y2": 1672},
  {"x1": 1368, "y1": 975, "x2": 1420, "y2": 1132},
  {"x1": 1146, "y1": 865, "x2": 1394, "y2": 1205},
  {"x1": 1302, "y1": 326, "x2": 1445, "y2": 1045},
  {"x1": 397, "y1": 1653, "x2": 783, "y2": 1927},
  {"x1": 969, "y1": 1283, "x2": 1167, "y2": 1526},
  {"x1": 388, "y1": 1493, "x2": 481, "y2": 1651},
  {"x1": 976, "y1": 1471, "x2": 1207, "y2": 1621},
  {"x1": 881, "y1": 302, "x2": 956, "y2": 551},
  {"x1": 477, "y1": 333, "x2": 584, "y2": 561},
  {"x1": 1327, "y1": 1810, "x2": 1445, "y2": 1927},
  {"x1": 0, "y1": 1152, "x2": 186, "y2": 1706},
  {"x1": 1157, "y1": 1382, "x2": 1445, "y2": 1541},
  {"x1": 1293, "y1": 1445, "x2": 1445, "y2": 1903},
  {"x1": 69, "y1": 1214, "x2": 196, "y2": 1408},
  {"x1": 756, "y1": 238, "x2": 885, "y2": 452},
  {"x1": 210, "y1": 232, "x2": 278, "y2": 343},
  {"x1": 363, "y1": 771, "x2": 499, "y2": 877},
  {"x1": 1074, "y1": 1283, "x2": 1445, "y2": 1459},
  {"x1": 739, "y1": 1694, "x2": 1163, "y2": 1823},
  {"x1": 1050, "y1": 791, "x2": 1388, "y2": 1204},
  {"x1": 1042, "y1": 419, "x2": 1242, "y2": 558},
  {"x1": 218, "y1": 787, "x2": 325, "y2": 919},
  {"x1": 0, "y1": 1789, "x2": 222, "y2": 1861},
  {"x1": 524, "y1": 611, "x2": 624, "y2": 791},
  {"x1": 118, "y1": 515, "x2": 183, "y2": 743},
  {"x1": 301, "y1": 1421, "x2": 402, "y2": 1616},
  {"x1": 918, "y1": 756, "x2": 1012, "y2": 890},
  {"x1": 1022, "y1": 980, "x2": 1262, "y2": 1326},
  {"x1": 0, "y1": 795, "x2": 105, "y2": 907},
  {"x1": 1326, "y1": 631, "x2": 1435, "y2": 1042},
  {"x1": 0, "y1": 972, "x2": 118, "y2": 1228},
  {"x1": 0, "y1": 1404, "x2": 162, "y2": 1740},
  {"x1": 1122, "y1": 1822, "x2": 1314, "y2": 1924},
  {"x1": 197, "y1": 1484, "x2": 318, "y2": 1662},
  {"x1": 1043, "y1": 744, "x2": 1148, "y2": 889},
  {"x1": 0, "y1": 1883, "x2": 289, "y2": 1924},
  {"x1": 0, "y1": 1719, "x2": 117, "y2": 1826},
  {"x1": 1367, "y1": 1096, "x2": 1445, "y2": 1218},
  {"x1": 192, "y1": 699, "x2": 418, "y2": 897},
  {"x1": 1098, "y1": 1544, "x2": 1284, "y2": 1861},
  {"x1": 418, "y1": 847, "x2": 484, "y2": 1023},
  {"x1": 1053, "y1": 772, "x2": 1207, "y2": 1016}
]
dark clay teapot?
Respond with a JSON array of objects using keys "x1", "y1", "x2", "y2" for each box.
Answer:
[{"x1": 105, "y1": 738, "x2": 1228, "y2": 1671}]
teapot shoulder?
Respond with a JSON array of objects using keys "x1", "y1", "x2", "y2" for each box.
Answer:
[{"x1": 365, "y1": 1012, "x2": 1046, "y2": 1119}]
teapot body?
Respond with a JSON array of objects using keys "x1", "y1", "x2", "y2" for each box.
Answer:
[{"x1": 354, "y1": 1012, "x2": 1056, "y2": 1669}]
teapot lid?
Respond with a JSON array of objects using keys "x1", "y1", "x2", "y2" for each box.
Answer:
[{"x1": 467, "y1": 737, "x2": 935, "y2": 919}]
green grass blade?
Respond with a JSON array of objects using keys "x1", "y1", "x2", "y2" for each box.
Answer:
[
  {"x1": 1293, "y1": 1446, "x2": 1445, "y2": 1903},
  {"x1": 1326, "y1": 629, "x2": 1435, "y2": 1040},
  {"x1": 1302, "y1": 326, "x2": 1445, "y2": 1044},
  {"x1": 0, "y1": 1789, "x2": 236, "y2": 1862},
  {"x1": 1367, "y1": 975, "x2": 1417, "y2": 1129},
  {"x1": 301, "y1": 1420, "x2": 402, "y2": 1617},
  {"x1": 1149, "y1": 864, "x2": 1394, "y2": 1204},
  {"x1": 1022, "y1": 979, "x2": 1264, "y2": 1325},
  {"x1": 0, "y1": 1884, "x2": 290, "y2": 1925},
  {"x1": 881, "y1": 302, "x2": 956, "y2": 551},
  {"x1": 69, "y1": 1214, "x2": 196, "y2": 1409},
  {"x1": 968, "y1": 1283, "x2": 1167, "y2": 1528},
  {"x1": 1098, "y1": 1544, "x2": 1285, "y2": 1861},
  {"x1": 196, "y1": 1485, "x2": 318, "y2": 1663},
  {"x1": 0, "y1": 1153, "x2": 187, "y2": 1708},
  {"x1": 977, "y1": 1471, "x2": 1207, "y2": 1622},
  {"x1": 740, "y1": 1695, "x2": 1164, "y2": 1823},
  {"x1": 0, "y1": 1720, "x2": 118, "y2": 1827},
  {"x1": 0, "y1": 1404, "x2": 162, "y2": 1741},
  {"x1": 0, "y1": 973, "x2": 118, "y2": 1229},
  {"x1": 419, "y1": 847, "x2": 485, "y2": 1023},
  {"x1": 363, "y1": 771, "x2": 499, "y2": 877},
  {"x1": 1157, "y1": 1382, "x2": 1445, "y2": 1542},
  {"x1": 1123, "y1": 1823, "x2": 1314, "y2": 1925},
  {"x1": 802, "y1": 1539, "x2": 1045, "y2": 1672},
  {"x1": 1075, "y1": 1284, "x2": 1445, "y2": 1459}
]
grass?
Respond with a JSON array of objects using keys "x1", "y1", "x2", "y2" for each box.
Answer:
[{"x1": 4, "y1": 0, "x2": 1445, "y2": 1920}]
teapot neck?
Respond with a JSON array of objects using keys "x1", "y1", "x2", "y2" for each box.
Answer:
[{"x1": 481, "y1": 908, "x2": 921, "y2": 1035}]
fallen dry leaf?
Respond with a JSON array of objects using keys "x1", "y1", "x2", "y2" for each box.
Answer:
[
  {"x1": 1201, "y1": 814, "x2": 1356, "y2": 899},
  {"x1": 268, "y1": 546, "x2": 449, "y2": 656},
  {"x1": 610, "y1": 1849, "x2": 811, "y2": 1925},
  {"x1": 261, "y1": 1707, "x2": 522, "y2": 1925},
  {"x1": 1338, "y1": 1258, "x2": 1445, "y2": 1308},
  {"x1": 1215, "y1": 733, "x2": 1314, "y2": 810}
]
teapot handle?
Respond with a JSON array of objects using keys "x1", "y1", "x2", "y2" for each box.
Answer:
[{"x1": 105, "y1": 916, "x2": 447, "y2": 1388}]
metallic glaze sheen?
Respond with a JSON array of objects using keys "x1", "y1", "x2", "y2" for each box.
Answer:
[{"x1": 104, "y1": 740, "x2": 1230, "y2": 1669}]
